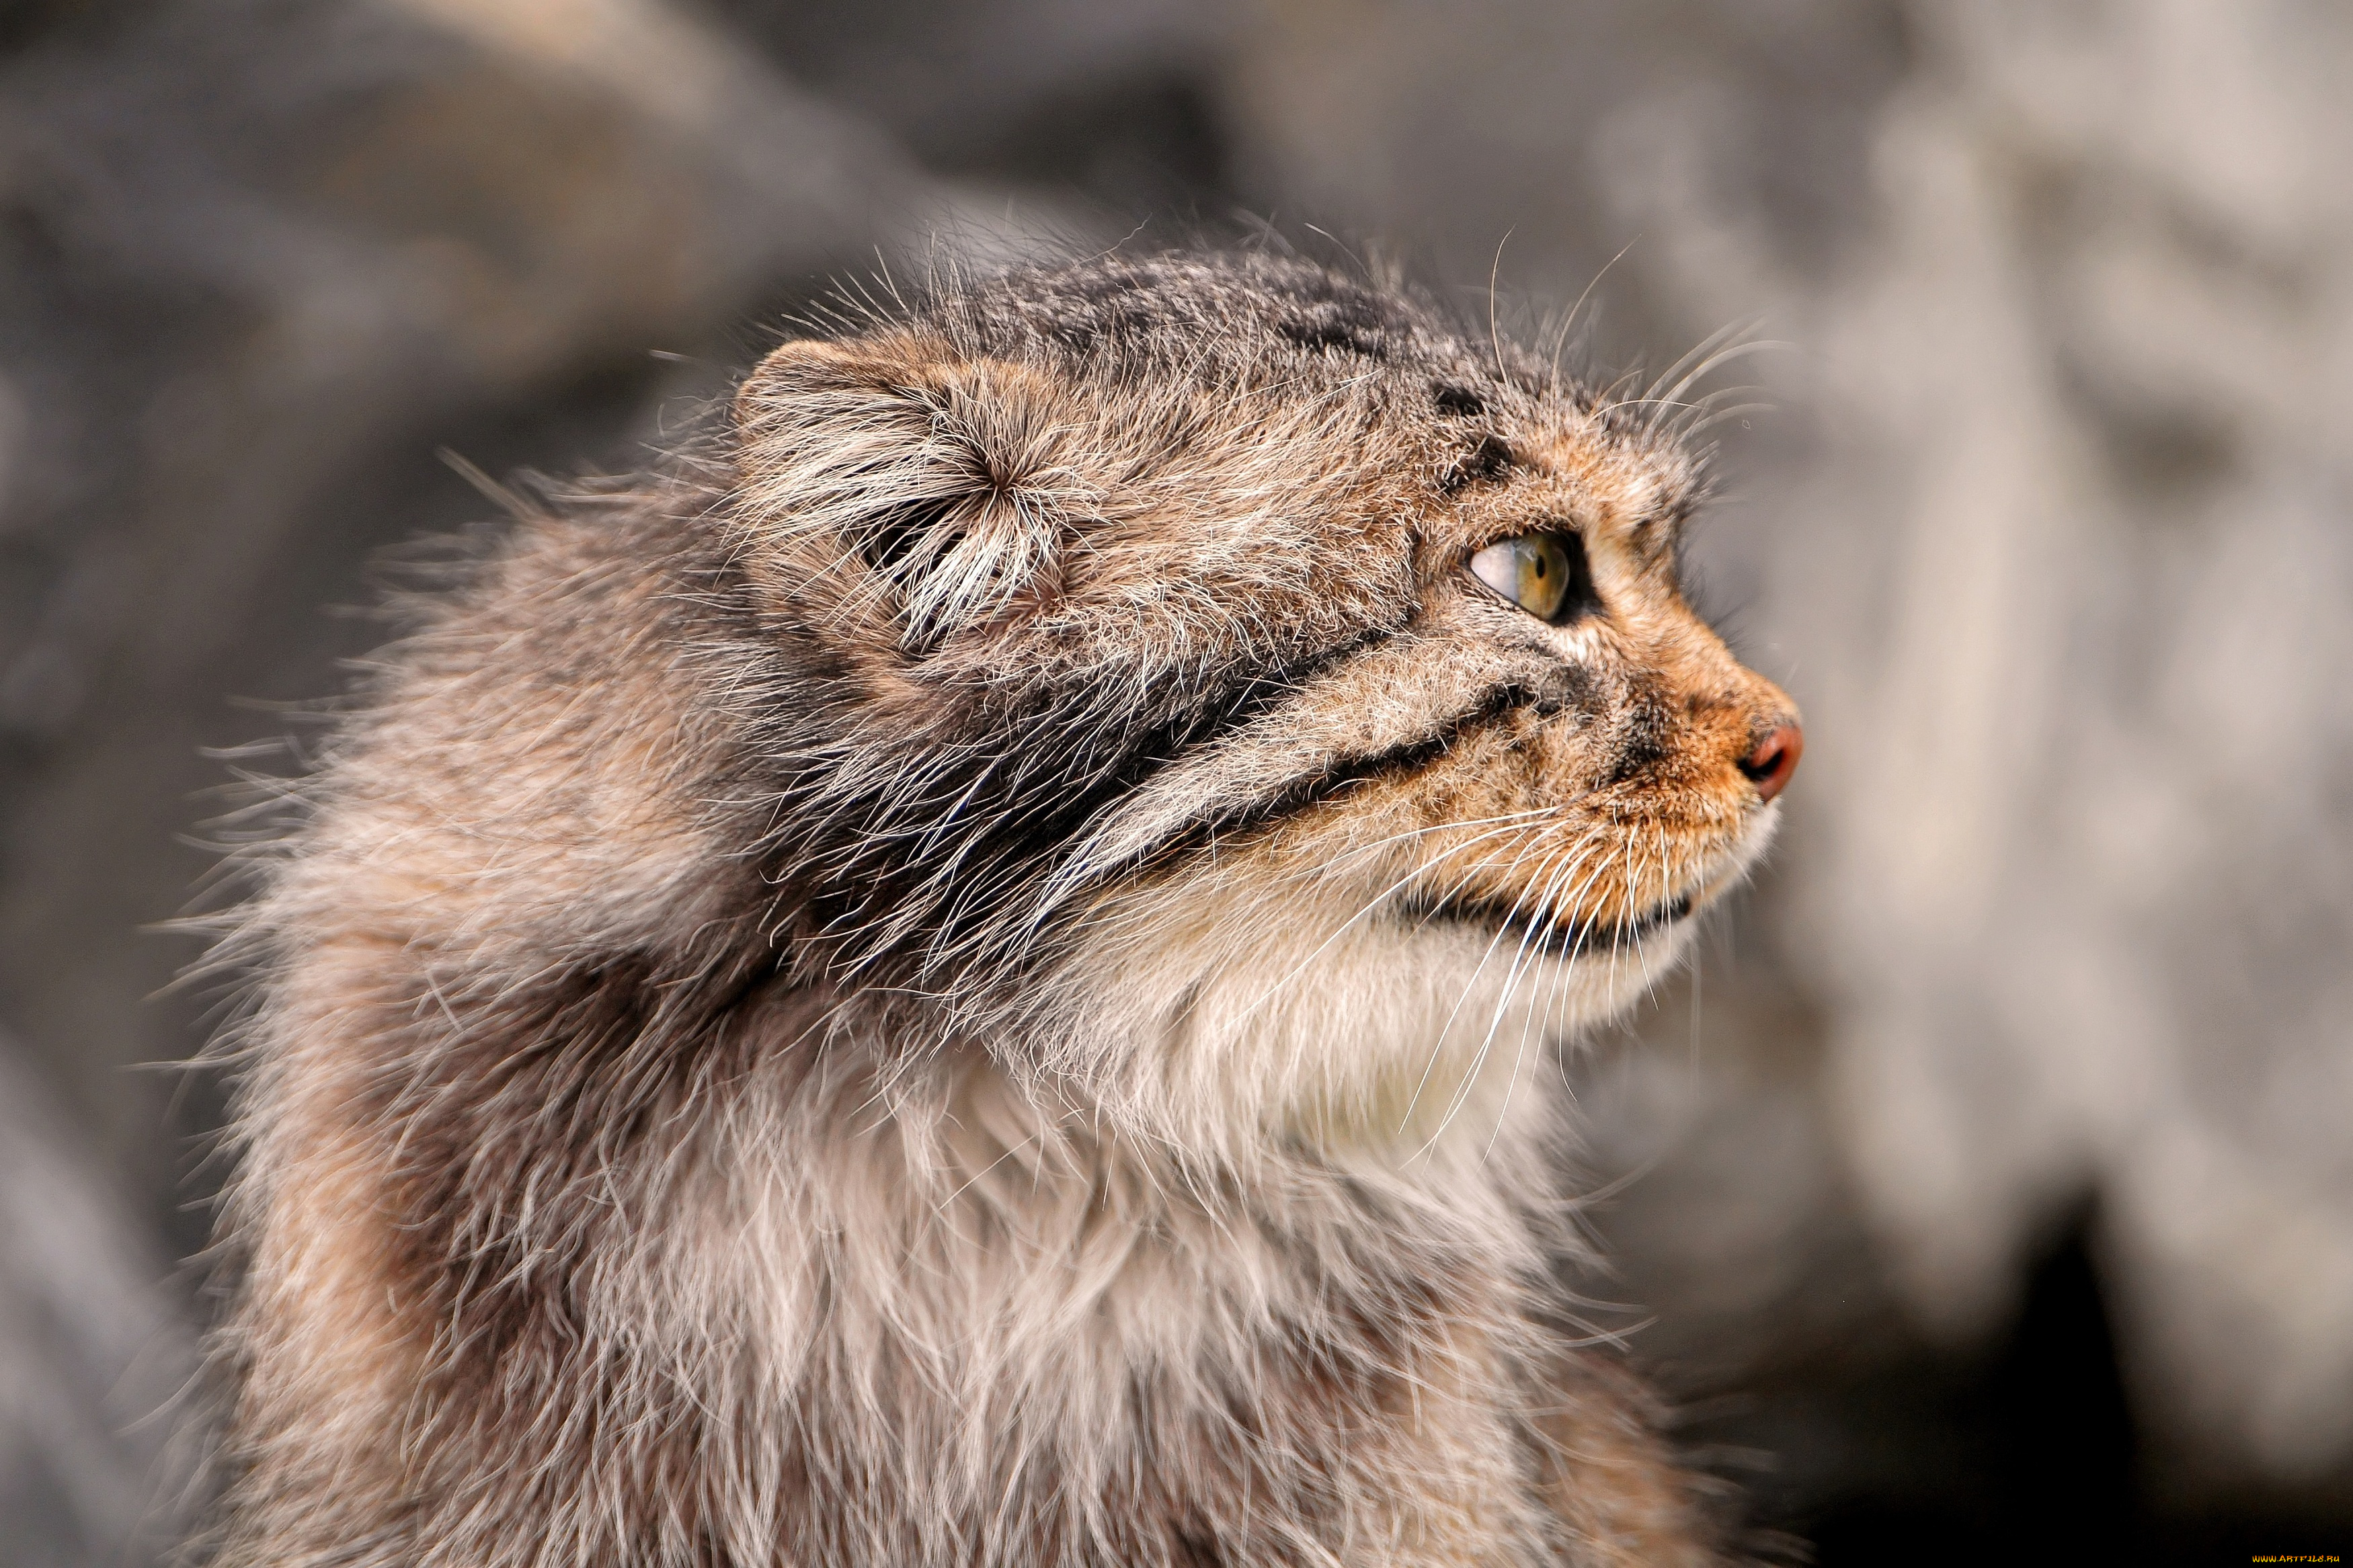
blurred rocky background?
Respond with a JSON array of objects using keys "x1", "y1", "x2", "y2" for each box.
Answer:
[{"x1": 2, "y1": 0, "x2": 2348, "y2": 1561}]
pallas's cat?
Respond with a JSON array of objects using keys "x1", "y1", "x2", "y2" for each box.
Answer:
[{"x1": 207, "y1": 252, "x2": 1800, "y2": 1567}]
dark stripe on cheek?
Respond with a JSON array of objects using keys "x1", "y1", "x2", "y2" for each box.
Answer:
[
  {"x1": 1137, "y1": 667, "x2": 1591, "y2": 870},
  {"x1": 1092, "y1": 625, "x2": 1399, "y2": 796},
  {"x1": 793, "y1": 626, "x2": 1408, "y2": 960}
]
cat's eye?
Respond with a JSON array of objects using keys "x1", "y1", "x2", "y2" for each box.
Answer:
[{"x1": 1467, "y1": 531, "x2": 1589, "y2": 624}]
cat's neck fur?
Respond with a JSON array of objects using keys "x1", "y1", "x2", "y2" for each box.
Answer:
[{"x1": 602, "y1": 979, "x2": 1573, "y2": 1565}]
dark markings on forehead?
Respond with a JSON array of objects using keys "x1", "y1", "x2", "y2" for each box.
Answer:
[
  {"x1": 942, "y1": 253, "x2": 1482, "y2": 387},
  {"x1": 1622, "y1": 484, "x2": 1701, "y2": 570},
  {"x1": 1655, "y1": 486, "x2": 1700, "y2": 539},
  {"x1": 1277, "y1": 294, "x2": 1392, "y2": 359},
  {"x1": 1441, "y1": 434, "x2": 1517, "y2": 495},
  {"x1": 1431, "y1": 384, "x2": 1488, "y2": 419},
  {"x1": 1013, "y1": 265, "x2": 1165, "y2": 354}
]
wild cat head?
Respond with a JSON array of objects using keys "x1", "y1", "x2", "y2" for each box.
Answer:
[{"x1": 725, "y1": 251, "x2": 1798, "y2": 1154}]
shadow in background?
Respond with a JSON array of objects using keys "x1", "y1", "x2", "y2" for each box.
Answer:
[
  {"x1": 1773, "y1": 1207, "x2": 2149, "y2": 1562},
  {"x1": 1686, "y1": 1199, "x2": 2350, "y2": 1561}
]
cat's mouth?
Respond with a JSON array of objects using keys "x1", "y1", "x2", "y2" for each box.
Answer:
[{"x1": 1400, "y1": 887, "x2": 1697, "y2": 957}]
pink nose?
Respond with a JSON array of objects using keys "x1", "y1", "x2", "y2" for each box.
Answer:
[{"x1": 1739, "y1": 724, "x2": 1802, "y2": 804}]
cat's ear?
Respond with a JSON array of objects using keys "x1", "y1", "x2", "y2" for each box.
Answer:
[{"x1": 731, "y1": 334, "x2": 1093, "y2": 651}]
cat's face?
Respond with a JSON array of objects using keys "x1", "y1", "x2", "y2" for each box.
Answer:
[{"x1": 729, "y1": 255, "x2": 1797, "y2": 1155}]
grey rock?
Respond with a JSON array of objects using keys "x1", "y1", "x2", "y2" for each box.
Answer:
[{"x1": 0, "y1": 1034, "x2": 193, "y2": 1568}]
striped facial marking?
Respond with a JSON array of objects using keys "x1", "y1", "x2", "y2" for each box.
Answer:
[{"x1": 726, "y1": 257, "x2": 1799, "y2": 1136}]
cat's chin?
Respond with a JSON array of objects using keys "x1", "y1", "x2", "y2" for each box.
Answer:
[
  {"x1": 1396, "y1": 886, "x2": 1696, "y2": 958},
  {"x1": 1041, "y1": 806, "x2": 1800, "y2": 1161},
  {"x1": 1393, "y1": 798, "x2": 1782, "y2": 967},
  {"x1": 1029, "y1": 875, "x2": 1714, "y2": 1163}
]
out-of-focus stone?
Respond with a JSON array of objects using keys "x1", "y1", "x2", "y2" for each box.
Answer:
[
  {"x1": 0, "y1": 1033, "x2": 194, "y2": 1568},
  {"x1": 721, "y1": 0, "x2": 1235, "y2": 210},
  {"x1": 1807, "y1": 2, "x2": 2353, "y2": 1488}
]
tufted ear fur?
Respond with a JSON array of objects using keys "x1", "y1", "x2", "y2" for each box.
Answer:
[{"x1": 731, "y1": 334, "x2": 1096, "y2": 651}]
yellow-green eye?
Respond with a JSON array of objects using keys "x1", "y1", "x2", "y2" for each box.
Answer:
[{"x1": 1468, "y1": 531, "x2": 1587, "y2": 624}]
